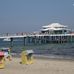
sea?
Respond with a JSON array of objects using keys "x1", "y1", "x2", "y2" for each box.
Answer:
[{"x1": 0, "y1": 38, "x2": 74, "y2": 59}]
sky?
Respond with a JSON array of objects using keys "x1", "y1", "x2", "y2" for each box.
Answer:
[{"x1": 0, "y1": 0, "x2": 74, "y2": 33}]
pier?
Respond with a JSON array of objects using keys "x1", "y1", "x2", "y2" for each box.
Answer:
[
  {"x1": 0, "y1": 23, "x2": 74, "y2": 47},
  {"x1": 0, "y1": 33, "x2": 74, "y2": 47}
]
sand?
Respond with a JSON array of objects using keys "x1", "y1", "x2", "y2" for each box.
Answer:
[{"x1": 0, "y1": 57, "x2": 74, "y2": 74}]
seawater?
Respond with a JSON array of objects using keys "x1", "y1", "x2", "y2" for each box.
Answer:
[{"x1": 0, "y1": 38, "x2": 74, "y2": 57}]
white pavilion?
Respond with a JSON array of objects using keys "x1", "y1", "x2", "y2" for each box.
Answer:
[{"x1": 41, "y1": 23, "x2": 70, "y2": 34}]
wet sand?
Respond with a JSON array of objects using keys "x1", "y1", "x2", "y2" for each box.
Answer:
[{"x1": 0, "y1": 57, "x2": 74, "y2": 74}]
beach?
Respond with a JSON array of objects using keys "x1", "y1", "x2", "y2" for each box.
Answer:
[{"x1": 0, "y1": 57, "x2": 74, "y2": 74}]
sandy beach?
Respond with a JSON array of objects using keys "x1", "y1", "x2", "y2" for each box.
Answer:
[{"x1": 0, "y1": 57, "x2": 74, "y2": 74}]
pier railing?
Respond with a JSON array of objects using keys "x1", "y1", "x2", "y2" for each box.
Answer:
[{"x1": 0, "y1": 33, "x2": 74, "y2": 39}]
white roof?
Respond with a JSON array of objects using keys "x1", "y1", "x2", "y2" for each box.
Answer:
[
  {"x1": 40, "y1": 28, "x2": 49, "y2": 31},
  {"x1": 41, "y1": 27, "x2": 67, "y2": 31},
  {"x1": 25, "y1": 50, "x2": 34, "y2": 55},
  {"x1": 42, "y1": 23, "x2": 67, "y2": 28}
]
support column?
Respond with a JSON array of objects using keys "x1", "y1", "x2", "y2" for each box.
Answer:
[
  {"x1": 10, "y1": 38, "x2": 13, "y2": 48},
  {"x1": 23, "y1": 37, "x2": 25, "y2": 46}
]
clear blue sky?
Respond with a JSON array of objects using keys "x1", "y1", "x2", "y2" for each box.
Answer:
[{"x1": 0, "y1": 0, "x2": 74, "y2": 33}]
